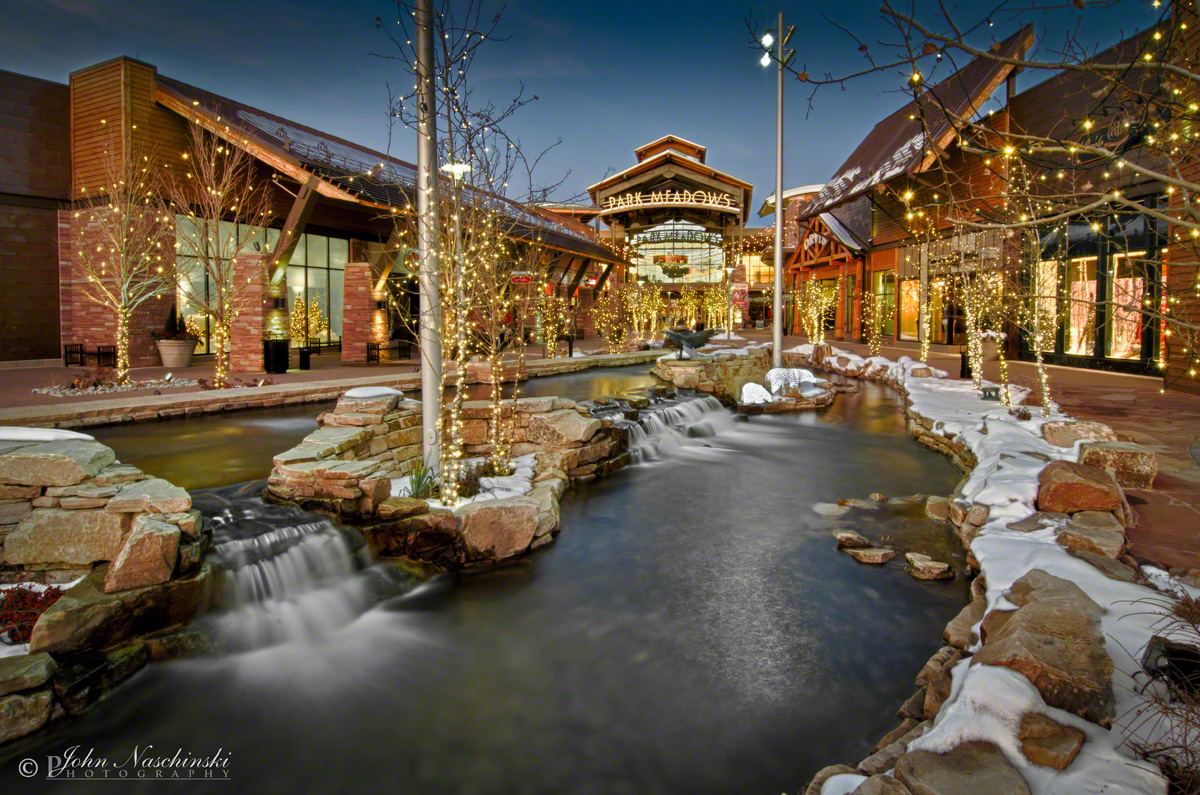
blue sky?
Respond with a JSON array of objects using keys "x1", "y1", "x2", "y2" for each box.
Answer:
[{"x1": 3, "y1": 0, "x2": 1154, "y2": 226}]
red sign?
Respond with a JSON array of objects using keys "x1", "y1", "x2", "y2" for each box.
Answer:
[
  {"x1": 585, "y1": 276, "x2": 598, "y2": 287},
  {"x1": 510, "y1": 274, "x2": 533, "y2": 284}
]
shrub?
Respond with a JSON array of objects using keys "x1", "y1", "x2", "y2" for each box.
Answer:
[
  {"x1": 0, "y1": 585, "x2": 65, "y2": 644},
  {"x1": 456, "y1": 460, "x2": 495, "y2": 499},
  {"x1": 404, "y1": 460, "x2": 440, "y2": 500}
]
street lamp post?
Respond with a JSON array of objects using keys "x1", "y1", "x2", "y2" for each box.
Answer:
[
  {"x1": 760, "y1": 15, "x2": 794, "y2": 369},
  {"x1": 415, "y1": 0, "x2": 441, "y2": 468},
  {"x1": 724, "y1": 265, "x2": 735, "y2": 337}
]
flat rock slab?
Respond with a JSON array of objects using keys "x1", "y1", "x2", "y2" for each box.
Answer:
[
  {"x1": 5, "y1": 508, "x2": 129, "y2": 565},
  {"x1": 0, "y1": 440, "x2": 115, "y2": 487},
  {"x1": 377, "y1": 497, "x2": 430, "y2": 520},
  {"x1": 0, "y1": 653, "x2": 57, "y2": 698},
  {"x1": 1006, "y1": 512, "x2": 1068, "y2": 533},
  {"x1": 851, "y1": 774, "x2": 912, "y2": 794},
  {"x1": 896, "y1": 741, "x2": 1030, "y2": 795},
  {"x1": 944, "y1": 595, "x2": 986, "y2": 649},
  {"x1": 846, "y1": 547, "x2": 896, "y2": 565},
  {"x1": 1065, "y1": 548, "x2": 1138, "y2": 583},
  {"x1": 105, "y1": 478, "x2": 191, "y2": 514},
  {"x1": 526, "y1": 409, "x2": 601, "y2": 447},
  {"x1": 1019, "y1": 712, "x2": 1085, "y2": 770},
  {"x1": 1036, "y1": 460, "x2": 1122, "y2": 514},
  {"x1": 103, "y1": 515, "x2": 180, "y2": 593},
  {"x1": 906, "y1": 553, "x2": 954, "y2": 580},
  {"x1": 1041, "y1": 420, "x2": 1117, "y2": 448},
  {"x1": 1056, "y1": 523, "x2": 1125, "y2": 560},
  {"x1": 835, "y1": 530, "x2": 873, "y2": 548}
]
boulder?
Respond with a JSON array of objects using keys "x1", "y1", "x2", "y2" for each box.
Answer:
[
  {"x1": 5, "y1": 508, "x2": 129, "y2": 565},
  {"x1": 0, "y1": 440, "x2": 115, "y2": 487},
  {"x1": 1079, "y1": 441, "x2": 1157, "y2": 489},
  {"x1": 0, "y1": 653, "x2": 57, "y2": 698},
  {"x1": 103, "y1": 516, "x2": 180, "y2": 593},
  {"x1": 376, "y1": 497, "x2": 430, "y2": 520},
  {"x1": 1065, "y1": 549, "x2": 1137, "y2": 583},
  {"x1": 1018, "y1": 712, "x2": 1085, "y2": 770},
  {"x1": 29, "y1": 562, "x2": 215, "y2": 655},
  {"x1": 944, "y1": 595, "x2": 986, "y2": 649},
  {"x1": 925, "y1": 496, "x2": 950, "y2": 523},
  {"x1": 1041, "y1": 421, "x2": 1117, "y2": 448},
  {"x1": 905, "y1": 553, "x2": 954, "y2": 581},
  {"x1": 834, "y1": 530, "x2": 873, "y2": 549},
  {"x1": 971, "y1": 570, "x2": 1114, "y2": 725},
  {"x1": 0, "y1": 689, "x2": 53, "y2": 744},
  {"x1": 895, "y1": 741, "x2": 1030, "y2": 795},
  {"x1": 52, "y1": 642, "x2": 148, "y2": 716},
  {"x1": 105, "y1": 478, "x2": 191, "y2": 514},
  {"x1": 1055, "y1": 520, "x2": 1125, "y2": 560},
  {"x1": 1036, "y1": 461, "x2": 1122, "y2": 514},
  {"x1": 455, "y1": 496, "x2": 540, "y2": 560},
  {"x1": 846, "y1": 547, "x2": 896, "y2": 565},
  {"x1": 874, "y1": 718, "x2": 921, "y2": 753},
  {"x1": 525, "y1": 410, "x2": 602, "y2": 447},
  {"x1": 859, "y1": 720, "x2": 930, "y2": 775}
]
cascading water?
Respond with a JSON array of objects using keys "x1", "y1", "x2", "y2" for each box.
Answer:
[
  {"x1": 622, "y1": 394, "x2": 730, "y2": 462},
  {"x1": 194, "y1": 484, "x2": 412, "y2": 651}
]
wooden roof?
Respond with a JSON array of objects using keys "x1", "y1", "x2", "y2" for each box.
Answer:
[{"x1": 634, "y1": 135, "x2": 706, "y2": 163}]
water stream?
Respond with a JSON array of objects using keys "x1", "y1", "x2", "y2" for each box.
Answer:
[{"x1": 3, "y1": 366, "x2": 966, "y2": 794}]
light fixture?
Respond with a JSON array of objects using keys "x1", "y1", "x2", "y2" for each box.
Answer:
[
  {"x1": 761, "y1": 31, "x2": 774, "y2": 48},
  {"x1": 440, "y1": 161, "x2": 472, "y2": 181},
  {"x1": 760, "y1": 51, "x2": 771, "y2": 67}
]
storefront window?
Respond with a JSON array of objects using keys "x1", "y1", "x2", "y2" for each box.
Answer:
[
  {"x1": 844, "y1": 275, "x2": 856, "y2": 337},
  {"x1": 819, "y1": 278, "x2": 838, "y2": 330},
  {"x1": 872, "y1": 270, "x2": 896, "y2": 337},
  {"x1": 929, "y1": 280, "x2": 948, "y2": 344},
  {"x1": 1064, "y1": 256, "x2": 1096, "y2": 356},
  {"x1": 899, "y1": 279, "x2": 919, "y2": 340},
  {"x1": 1106, "y1": 250, "x2": 1146, "y2": 359}
]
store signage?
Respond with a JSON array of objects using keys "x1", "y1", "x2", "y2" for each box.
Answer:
[
  {"x1": 603, "y1": 190, "x2": 738, "y2": 213},
  {"x1": 510, "y1": 272, "x2": 533, "y2": 284},
  {"x1": 802, "y1": 232, "x2": 828, "y2": 251},
  {"x1": 585, "y1": 276, "x2": 598, "y2": 287},
  {"x1": 653, "y1": 255, "x2": 689, "y2": 264}
]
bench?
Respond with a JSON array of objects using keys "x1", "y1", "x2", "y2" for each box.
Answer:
[
  {"x1": 306, "y1": 338, "x2": 343, "y2": 354},
  {"x1": 366, "y1": 339, "x2": 413, "y2": 363},
  {"x1": 63, "y1": 344, "x2": 116, "y2": 368}
]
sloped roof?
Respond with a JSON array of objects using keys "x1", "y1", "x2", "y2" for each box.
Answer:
[
  {"x1": 821, "y1": 213, "x2": 865, "y2": 252},
  {"x1": 155, "y1": 75, "x2": 622, "y2": 264},
  {"x1": 799, "y1": 26, "x2": 1033, "y2": 220}
]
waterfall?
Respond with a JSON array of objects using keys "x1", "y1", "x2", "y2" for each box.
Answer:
[
  {"x1": 625, "y1": 395, "x2": 729, "y2": 463},
  {"x1": 198, "y1": 490, "x2": 407, "y2": 651}
]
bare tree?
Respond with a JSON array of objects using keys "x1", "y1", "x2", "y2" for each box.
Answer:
[
  {"x1": 161, "y1": 119, "x2": 275, "y2": 388},
  {"x1": 67, "y1": 131, "x2": 174, "y2": 384}
]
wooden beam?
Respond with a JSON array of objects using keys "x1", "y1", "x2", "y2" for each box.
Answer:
[
  {"x1": 593, "y1": 262, "x2": 615, "y2": 293},
  {"x1": 373, "y1": 225, "x2": 405, "y2": 293},
  {"x1": 267, "y1": 177, "x2": 320, "y2": 284},
  {"x1": 566, "y1": 258, "x2": 590, "y2": 296}
]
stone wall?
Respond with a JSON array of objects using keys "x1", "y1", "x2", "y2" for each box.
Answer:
[
  {"x1": 340, "y1": 262, "x2": 388, "y2": 364},
  {"x1": 229, "y1": 254, "x2": 267, "y2": 373},
  {"x1": 651, "y1": 345, "x2": 772, "y2": 403},
  {"x1": 0, "y1": 432, "x2": 216, "y2": 746}
]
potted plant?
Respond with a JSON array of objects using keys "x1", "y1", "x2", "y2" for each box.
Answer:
[{"x1": 152, "y1": 307, "x2": 199, "y2": 368}]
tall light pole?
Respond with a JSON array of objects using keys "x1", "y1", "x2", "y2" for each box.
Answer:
[
  {"x1": 760, "y1": 15, "x2": 794, "y2": 369},
  {"x1": 724, "y1": 264, "x2": 735, "y2": 336},
  {"x1": 416, "y1": 0, "x2": 441, "y2": 467}
]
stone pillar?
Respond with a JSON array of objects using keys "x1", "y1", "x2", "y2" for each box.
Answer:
[
  {"x1": 342, "y1": 262, "x2": 388, "y2": 363},
  {"x1": 229, "y1": 255, "x2": 267, "y2": 373}
]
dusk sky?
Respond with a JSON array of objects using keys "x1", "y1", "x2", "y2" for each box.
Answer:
[{"x1": 4, "y1": 0, "x2": 1151, "y2": 226}]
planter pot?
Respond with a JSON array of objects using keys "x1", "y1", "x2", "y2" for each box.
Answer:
[
  {"x1": 156, "y1": 339, "x2": 195, "y2": 368},
  {"x1": 982, "y1": 339, "x2": 1000, "y2": 361}
]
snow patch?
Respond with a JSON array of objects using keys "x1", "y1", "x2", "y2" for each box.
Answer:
[
  {"x1": 343, "y1": 386, "x2": 404, "y2": 399},
  {"x1": 0, "y1": 427, "x2": 95, "y2": 443}
]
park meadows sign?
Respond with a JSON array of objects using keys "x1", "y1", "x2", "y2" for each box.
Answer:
[{"x1": 601, "y1": 189, "x2": 740, "y2": 214}]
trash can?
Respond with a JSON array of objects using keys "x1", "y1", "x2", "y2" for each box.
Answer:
[
  {"x1": 298, "y1": 347, "x2": 312, "y2": 371},
  {"x1": 960, "y1": 351, "x2": 971, "y2": 379},
  {"x1": 263, "y1": 339, "x2": 290, "y2": 374}
]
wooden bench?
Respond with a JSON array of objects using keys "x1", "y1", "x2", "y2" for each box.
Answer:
[{"x1": 63, "y1": 344, "x2": 116, "y2": 368}]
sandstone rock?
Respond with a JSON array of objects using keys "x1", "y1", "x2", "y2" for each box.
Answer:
[
  {"x1": 176, "y1": 540, "x2": 204, "y2": 577},
  {"x1": 966, "y1": 503, "x2": 990, "y2": 527},
  {"x1": 0, "y1": 653, "x2": 57, "y2": 697},
  {"x1": 874, "y1": 718, "x2": 921, "y2": 753},
  {"x1": 0, "y1": 440, "x2": 115, "y2": 487},
  {"x1": 922, "y1": 651, "x2": 964, "y2": 720},
  {"x1": 52, "y1": 642, "x2": 148, "y2": 716},
  {"x1": 905, "y1": 553, "x2": 954, "y2": 581},
  {"x1": 804, "y1": 764, "x2": 857, "y2": 795},
  {"x1": 925, "y1": 496, "x2": 950, "y2": 523},
  {"x1": 1065, "y1": 548, "x2": 1137, "y2": 583},
  {"x1": 1041, "y1": 421, "x2": 1117, "y2": 448},
  {"x1": 895, "y1": 741, "x2": 1030, "y2": 795},
  {"x1": 851, "y1": 774, "x2": 912, "y2": 795},
  {"x1": 161, "y1": 510, "x2": 202, "y2": 540},
  {"x1": 1018, "y1": 712, "x2": 1085, "y2": 770},
  {"x1": 0, "y1": 689, "x2": 53, "y2": 744},
  {"x1": 1036, "y1": 461, "x2": 1122, "y2": 514},
  {"x1": 898, "y1": 689, "x2": 927, "y2": 720},
  {"x1": 1079, "y1": 441, "x2": 1157, "y2": 489},
  {"x1": 105, "y1": 478, "x2": 191, "y2": 514},
  {"x1": 846, "y1": 547, "x2": 896, "y2": 565},
  {"x1": 334, "y1": 394, "x2": 398, "y2": 415},
  {"x1": 58, "y1": 496, "x2": 108, "y2": 510},
  {"x1": 972, "y1": 570, "x2": 1113, "y2": 725},
  {"x1": 92, "y1": 464, "x2": 145, "y2": 486},
  {"x1": 859, "y1": 719, "x2": 930, "y2": 775},
  {"x1": 377, "y1": 497, "x2": 429, "y2": 520},
  {"x1": 312, "y1": 460, "x2": 378, "y2": 480},
  {"x1": 6, "y1": 508, "x2": 129, "y2": 565},
  {"x1": 0, "y1": 500, "x2": 32, "y2": 524},
  {"x1": 0, "y1": 484, "x2": 39, "y2": 500},
  {"x1": 456, "y1": 497, "x2": 540, "y2": 560},
  {"x1": 1006, "y1": 512, "x2": 1068, "y2": 533},
  {"x1": 1055, "y1": 522, "x2": 1125, "y2": 560},
  {"x1": 103, "y1": 516, "x2": 180, "y2": 593},
  {"x1": 526, "y1": 410, "x2": 602, "y2": 448},
  {"x1": 528, "y1": 485, "x2": 560, "y2": 537},
  {"x1": 944, "y1": 595, "x2": 986, "y2": 649},
  {"x1": 869, "y1": 493, "x2": 889, "y2": 502},
  {"x1": 30, "y1": 563, "x2": 215, "y2": 655},
  {"x1": 835, "y1": 530, "x2": 873, "y2": 548}
]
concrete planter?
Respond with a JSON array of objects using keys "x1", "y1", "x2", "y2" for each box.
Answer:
[
  {"x1": 155, "y1": 340, "x2": 195, "y2": 368},
  {"x1": 982, "y1": 339, "x2": 999, "y2": 361}
]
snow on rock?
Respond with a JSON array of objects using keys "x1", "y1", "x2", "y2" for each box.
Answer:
[
  {"x1": 0, "y1": 427, "x2": 94, "y2": 443},
  {"x1": 740, "y1": 383, "x2": 773, "y2": 404},
  {"x1": 343, "y1": 386, "x2": 404, "y2": 399},
  {"x1": 712, "y1": 331, "x2": 746, "y2": 341},
  {"x1": 390, "y1": 454, "x2": 537, "y2": 510},
  {"x1": 765, "y1": 367, "x2": 818, "y2": 393}
]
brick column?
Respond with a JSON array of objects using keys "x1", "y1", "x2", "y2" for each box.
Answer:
[
  {"x1": 230, "y1": 255, "x2": 267, "y2": 373},
  {"x1": 341, "y1": 262, "x2": 387, "y2": 363}
]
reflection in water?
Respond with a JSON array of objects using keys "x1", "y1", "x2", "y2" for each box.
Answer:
[{"x1": 6, "y1": 371, "x2": 969, "y2": 795}]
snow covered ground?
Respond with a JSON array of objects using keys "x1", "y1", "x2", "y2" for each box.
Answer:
[
  {"x1": 389, "y1": 454, "x2": 536, "y2": 510},
  {"x1": 808, "y1": 345, "x2": 1191, "y2": 795}
]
